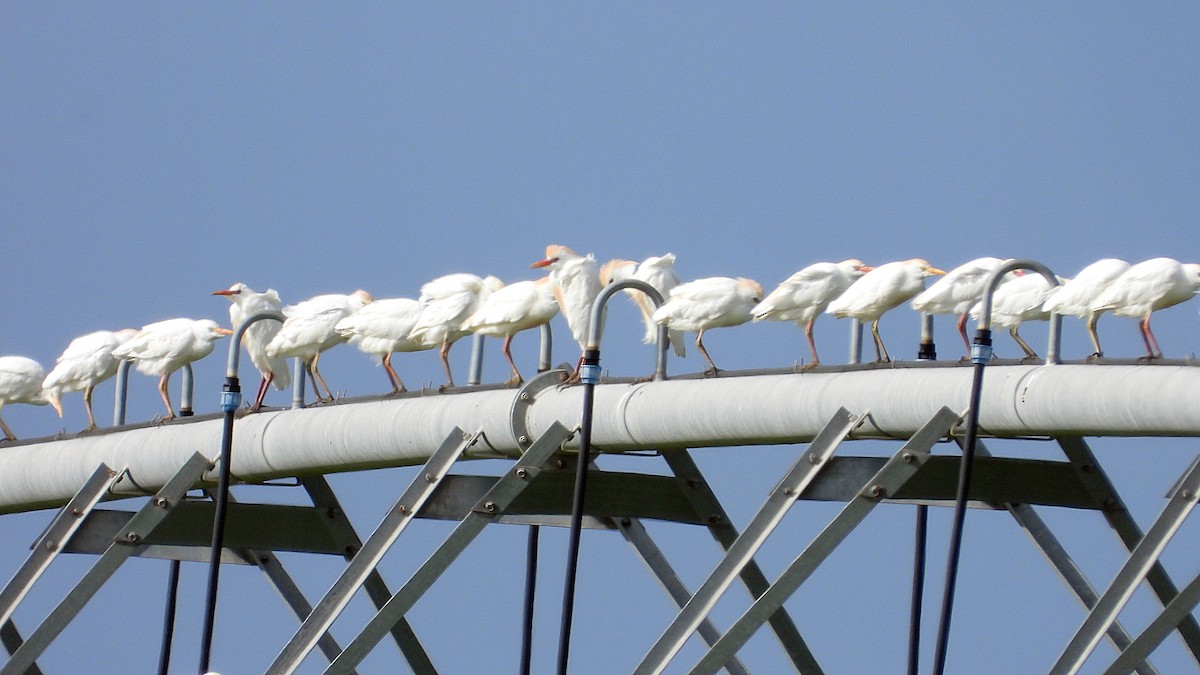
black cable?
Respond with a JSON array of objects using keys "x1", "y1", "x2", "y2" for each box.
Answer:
[
  {"x1": 556, "y1": 348, "x2": 600, "y2": 675},
  {"x1": 198, "y1": 375, "x2": 240, "y2": 674},
  {"x1": 520, "y1": 525, "x2": 540, "y2": 675},
  {"x1": 157, "y1": 559, "x2": 181, "y2": 675},
  {"x1": 908, "y1": 506, "x2": 928, "y2": 675},
  {"x1": 931, "y1": 329, "x2": 990, "y2": 674}
]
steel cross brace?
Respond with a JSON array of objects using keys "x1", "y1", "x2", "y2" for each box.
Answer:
[
  {"x1": 322, "y1": 421, "x2": 574, "y2": 674},
  {"x1": 965, "y1": 439, "x2": 1158, "y2": 675},
  {"x1": 1051, "y1": 454, "x2": 1200, "y2": 674},
  {"x1": 266, "y1": 427, "x2": 483, "y2": 675},
  {"x1": 632, "y1": 407, "x2": 868, "y2": 675},
  {"x1": 1058, "y1": 436, "x2": 1200, "y2": 668},
  {"x1": 660, "y1": 449, "x2": 822, "y2": 673},
  {"x1": 0, "y1": 453, "x2": 211, "y2": 675},
  {"x1": 613, "y1": 515, "x2": 751, "y2": 675},
  {"x1": 301, "y1": 476, "x2": 437, "y2": 674},
  {"x1": 685, "y1": 407, "x2": 960, "y2": 675}
]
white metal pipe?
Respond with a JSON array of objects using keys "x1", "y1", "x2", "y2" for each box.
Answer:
[{"x1": 0, "y1": 364, "x2": 1198, "y2": 514}]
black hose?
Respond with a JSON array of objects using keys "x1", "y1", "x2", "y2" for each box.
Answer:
[
  {"x1": 556, "y1": 348, "x2": 599, "y2": 674},
  {"x1": 198, "y1": 376, "x2": 240, "y2": 674},
  {"x1": 931, "y1": 329, "x2": 990, "y2": 674},
  {"x1": 521, "y1": 525, "x2": 540, "y2": 675},
  {"x1": 157, "y1": 559, "x2": 181, "y2": 675}
]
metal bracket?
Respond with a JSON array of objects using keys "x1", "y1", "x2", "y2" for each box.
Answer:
[
  {"x1": 508, "y1": 368, "x2": 570, "y2": 454},
  {"x1": 1, "y1": 453, "x2": 210, "y2": 675}
]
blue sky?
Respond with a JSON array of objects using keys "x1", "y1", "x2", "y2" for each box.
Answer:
[{"x1": 1, "y1": 4, "x2": 1199, "y2": 673}]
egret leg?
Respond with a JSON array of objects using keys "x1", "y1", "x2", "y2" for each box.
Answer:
[
  {"x1": 158, "y1": 374, "x2": 176, "y2": 420},
  {"x1": 800, "y1": 318, "x2": 820, "y2": 371},
  {"x1": 439, "y1": 341, "x2": 456, "y2": 388},
  {"x1": 308, "y1": 354, "x2": 334, "y2": 403},
  {"x1": 871, "y1": 319, "x2": 891, "y2": 363},
  {"x1": 83, "y1": 385, "x2": 98, "y2": 432},
  {"x1": 0, "y1": 415, "x2": 15, "y2": 441},
  {"x1": 251, "y1": 374, "x2": 271, "y2": 411},
  {"x1": 1141, "y1": 315, "x2": 1163, "y2": 359},
  {"x1": 956, "y1": 313, "x2": 971, "y2": 356},
  {"x1": 382, "y1": 354, "x2": 406, "y2": 394},
  {"x1": 1010, "y1": 326, "x2": 1039, "y2": 360},
  {"x1": 502, "y1": 335, "x2": 523, "y2": 386},
  {"x1": 1086, "y1": 312, "x2": 1104, "y2": 358},
  {"x1": 696, "y1": 330, "x2": 720, "y2": 376}
]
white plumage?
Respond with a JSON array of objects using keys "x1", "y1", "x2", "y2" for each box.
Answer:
[
  {"x1": 112, "y1": 318, "x2": 233, "y2": 419},
  {"x1": 408, "y1": 273, "x2": 503, "y2": 387},
  {"x1": 213, "y1": 283, "x2": 291, "y2": 410},
  {"x1": 43, "y1": 328, "x2": 138, "y2": 431},
  {"x1": 827, "y1": 258, "x2": 946, "y2": 363},
  {"x1": 266, "y1": 290, "x2": 373, "y2": 402},
  {"x1": 752, "y1": 259, "x2": 871, "y2": 369},
  {"x1": 600, "y1": 253, "x2": 687, "y2": 358},
  {"x1": 1040, "y1": 258, "x2": 1130, "y2": 357},
  {"x1": 1089, "y1": 258, "x2": 1200, "y2": 358},
  {"x1": 971, "y1": 273, "x2": 1060, "y2": 359},
  {"x1": 652, "y1": 276, "x2": 764, "y2": 375},
  {"x1": 335, "y1": 297, "x2": 434, "y2": 393},
  {"x1": 532, "y1": 245, "x2": 603, "y2": 361},
  {"x1": 911, "y1": 257, "x2": 1011, "y2": 355},
  {"x1": 461, "y1": 278, "x2": 560, "y2": 384},
  {"x1": 0, "y1": 356, "x2": 57, "y2": 441}
]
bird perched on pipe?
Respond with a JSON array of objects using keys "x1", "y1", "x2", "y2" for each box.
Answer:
[
  {"x1": 911, "y1": 257, "x2": 1013, "y2": 356},
  {"x1": 1041, "y1": 258, "x2": 1129, "y2": 358},
  {"x1": 970, "y1": 272, "x2": 1060, "y2": 360},
  {"x1": 652, "y1": 276, "x2": 764, "y2": 376},
  {"x1": 266, "y1": 290, "x2": 373, "y2": 403},
  {"x1": 600, "y1": 253, "x2": 687, "y2": 358},
  {"x1": 43, "y1": 328, "x2": 138, "y2": 431},
  {"x1": 752, "y1": 259, "x2": 872, "y2": 370},
  {"x1": 408, "y1": 273, "x2": 503, "y2": 388},
  {"x1": 827, "y1": 258, "x2": 946, "y2": 363},
  {"x1": 335, "y1": 297, "x2": 436, "y2": 394},
  {"x1": 213, "y1": 283, "x2": 291, "y2": 411},
  {"x1": 112, "y1": 318, "x2": 233, "y2": 420},
  {"x1": 460, "y1": 277, "x2": 559, "y2": 385},
  {"x1": 532, "y1": 245, "x2": 602, "y2": 378},
  {"x1": 0, "y1": 356, "x2": 59, "y2": 441},
  {"x1": 1088, "y1": 257, "x2": 1200, "y2": 359}
]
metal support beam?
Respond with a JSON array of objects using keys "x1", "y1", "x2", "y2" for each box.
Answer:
[
  {"x1": 1050, "y1": 455, "x2": 1200, "y2": 674},
  {"x1": 614, "y1": 515, "x2": 751, "y2": 675},
  {"x1": 1104, "y1": 570, "x2": 1200, "y2": 675},
  {"x1": 661, "y1": 449, "x2": 821, "y2": 673},
  {"x1": 300, "y1": 476, "x2": 437, "y2": 674},
  {"x1": 1058, "y1": 437, "x2": 1200, "y2": 665},
  {"x1": 0, "y1": 621, "x2": 41, "y2": 675},
  {"x1": 688, "y1": 408, "x2": 959, "y2": 675},
  {"x1": 323, "y1": 422, "x2": 574, "y2": 674},
  {"x1": 0, "y1": 453, "x2": 210, "y2": 675},
  {"x1": 266, "y1": 428, "x2": 483, "y2": 675},
  {"x1": 0, "y1": 465, "x2": 120, "y2": 629},
  {"x1": 632, "y1": 407, "x2": 866, "y2": 675},
  {"x1": 966, "y1": 439, "x2": 1155, "y2": 675}
]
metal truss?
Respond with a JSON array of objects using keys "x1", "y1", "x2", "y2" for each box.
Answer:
[{"x1": 4, "y1": 404, "x2": 1200, "y2": 674}]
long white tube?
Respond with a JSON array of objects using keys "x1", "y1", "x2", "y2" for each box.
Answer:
[{"x1": 0, "y1": 363, "x2": 1197, "y2": 514}]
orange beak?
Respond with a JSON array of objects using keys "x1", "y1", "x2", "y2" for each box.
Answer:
[
  {"x1": 212, "y1": 289, "x2": 240, "y2": 296},
  {"x1": 215, "y1": 328, "x2": 234, "y2": 336},
  {"x1": 530, "y1": 257, "x2": 559, "y2": 269}
]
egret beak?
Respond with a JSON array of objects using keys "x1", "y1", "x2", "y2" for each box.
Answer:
[
  {"x1": 215, "y1": 328, "x2": 235, "y2": 336},
  {"x1": 856, "y1": 265, "x2": 875, "y2": 273},
  {"x1": 49, "y1": 395, "x2": 63, "y2": 418},
  {"x1": 530, "y1": 257, "x2": 559, "y2": 269},
  {"x1": 212, "y1": 289, "x2": 240, "y2": 296},
  {"x1": 926, "y1": 267, "x2": 947, "y2": 276}
]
